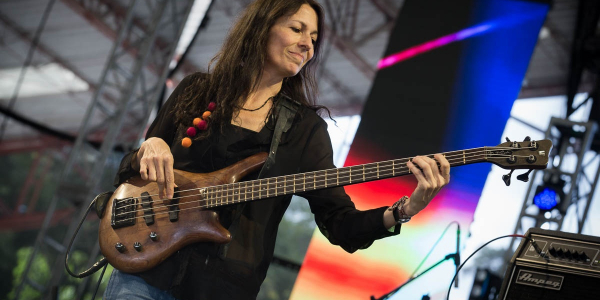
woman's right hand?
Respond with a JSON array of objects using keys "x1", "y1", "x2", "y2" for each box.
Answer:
[{"x1": 133, "y1": 137, "x2": 175, "y2": 199}]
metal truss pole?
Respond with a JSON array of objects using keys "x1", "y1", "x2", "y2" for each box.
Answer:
[
  {"x1": 506, "y1": 117, "x2": 599, "y2": 257},
  {"x1": 14, "y1": 0, "x2": 194, "y2": 298}
]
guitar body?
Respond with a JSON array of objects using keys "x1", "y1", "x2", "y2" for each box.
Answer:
[{"x1": 98, "y1": 152, "x2": 268, "y2": 273}]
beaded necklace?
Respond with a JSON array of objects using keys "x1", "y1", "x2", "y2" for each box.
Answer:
[{"x1": 181, "y1": 101, "x2": 216, "y2": 148}]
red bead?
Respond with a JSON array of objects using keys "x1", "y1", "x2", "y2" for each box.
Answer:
[
  {"x1": 207, "y1": 102, "x2": 216, "y2": 111},
  {"x1": 196, "y1": 120, "x2": 207, "y2": 130},
  {"x1": 186, "y1": 127, "x2": 197, "y2": 137}
]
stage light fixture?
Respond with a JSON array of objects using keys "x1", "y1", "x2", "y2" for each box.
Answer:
[{"x1": 533, "y1": 178, "x2": 565, "y2": 211}]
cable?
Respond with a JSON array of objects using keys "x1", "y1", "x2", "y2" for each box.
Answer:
[
  {"x1": 410, "y1": 221, "x2": 458, "y2": 278},
  {"x1": 91, "y1": 263, "x2": 109, "y2": 300},
  {"x1": 64, "y1": 196, "x2": 108, "y2": 279},
  {"x1": 446, "y1": 234, "x2": 527, "y2": 300}
]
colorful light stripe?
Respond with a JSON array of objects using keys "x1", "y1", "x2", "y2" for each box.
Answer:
[{"x1": 377, "y1": 24, "x2": 492, "y2": 70}]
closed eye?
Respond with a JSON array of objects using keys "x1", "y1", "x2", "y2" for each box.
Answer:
[{"x1": 291, "y1": 27, "x2": 301, "y2": 33}]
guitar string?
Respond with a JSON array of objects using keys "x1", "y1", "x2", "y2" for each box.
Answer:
[
  {"x1": 115, "y1": 145, "x2": 535, "y2": 206},
  {"x1": 112, "y1": 152, "x2": 539, "y2": 222},
  {"x1": 113, "y1": 154, "x2": 489, "y2": 222},
  {"x1": 111, "y1": 150, "x2": 538, "y2": 219},
  {"x1": 114, "y1": 153, "x2": 536, "y2": 223},
  {"x1": 115, "y1": 146, "x2": 528, "y2": 206},
  {"x1": 114, "y1": 155, "x2": 535, "y2": 222},
  {"x1": 112, "y1": 149, "x2": 489, "y2": 211},
  {"x1": 111, "y1": 149, "x2": 539, "y2": 217}
]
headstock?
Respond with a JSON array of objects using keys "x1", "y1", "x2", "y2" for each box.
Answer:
[{"x1": 486, "y1": 137, "x2": 553, "y2": 186}]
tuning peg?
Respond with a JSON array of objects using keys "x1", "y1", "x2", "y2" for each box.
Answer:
[
  {"x1": 516, "y1": 169, "x2": 534, "y2": 182},
  {"x1": 505, "y1": 137, "x2": 511, "y2": 142},
  {"x1": 502, "y1": 170, "x2": 514, "y2": 186},
  {"x1": 523, "y1": 136, "x2": 531, "y2": 142},
  {"x1": 529, "y1": 140, "x2": 539, "y2": 150}
]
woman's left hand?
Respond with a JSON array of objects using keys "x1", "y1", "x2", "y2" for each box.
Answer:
[{"x1": 403, "y1": 154, "x2": 450, "y2": 216}]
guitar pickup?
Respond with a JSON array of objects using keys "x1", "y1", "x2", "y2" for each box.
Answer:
[
  {"x1": 111, "y1": 197, "x2": 136, "y2": 229},
  {"x1": 140, "y1": 192, "x2": 154, "y2": 225},
  {"x1": 168, "y1": 187, "x2": 180, "y2": 222}
]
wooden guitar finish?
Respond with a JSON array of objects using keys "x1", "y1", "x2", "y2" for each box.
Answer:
[
  {"x1": 98, "y1": 152, "x2": 268, "y2": 273},
  {"x1": 99, "y1": 139, "x2": 553, "y2": 273}
]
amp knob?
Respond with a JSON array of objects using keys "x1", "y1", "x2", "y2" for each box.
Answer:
[
  {"x1": 564, "y1": 250, "x2": 573, "y2": 259},
  {"x1": 572, "y1": 251, "x2": 580, "y2": 260},
  {"x1": 556, "y1": 248, "x2": 564, "y2": 258}
]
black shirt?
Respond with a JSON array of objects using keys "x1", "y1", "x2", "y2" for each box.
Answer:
[{"x1": 113, "y1": 73, "x2": 400, "y2": 299}]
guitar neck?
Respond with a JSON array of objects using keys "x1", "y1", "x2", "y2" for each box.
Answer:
[{"x1": 202, "y1": 147, "x2": 488, "y2": 207}]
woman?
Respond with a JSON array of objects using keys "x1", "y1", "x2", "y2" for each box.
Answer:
[{"x1": 104, "y1": 0, "x2": 450, "y2": 299}]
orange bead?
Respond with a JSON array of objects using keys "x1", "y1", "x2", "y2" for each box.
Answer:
[
  {"x1": 193, "y1": 117, "x2": 202, "y2": 127},
  {"x1": 202, "y1": 111, "x2": 211, "y2": 119},
  {"x1": 181, "y1": 137, "x2": 192, "y2": 148}
]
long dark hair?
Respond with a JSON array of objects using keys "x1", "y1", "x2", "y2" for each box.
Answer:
[{"x1": 173, "y1": 0, "x2": 326, "y2": 138}]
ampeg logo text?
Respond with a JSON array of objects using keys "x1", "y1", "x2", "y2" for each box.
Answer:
[{"x1": 515, "y1": 270, "x2": 563, "y2": 290}]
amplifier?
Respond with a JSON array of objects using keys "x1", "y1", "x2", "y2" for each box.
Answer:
[{"x1": 498, "y1": 228, "x2": 600, "y2": 300}]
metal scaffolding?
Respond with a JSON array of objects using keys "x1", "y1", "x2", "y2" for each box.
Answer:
[
  {"x1": 506, "y1": 117, "x2": 600, "y2": 256},
  {"x1": 13, "y1": 0, "x2": 195, "y2": 298}
]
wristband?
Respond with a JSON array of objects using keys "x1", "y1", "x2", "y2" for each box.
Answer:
[{"x1": 391, "y1": 196, "x2": 411, "y2": 224}]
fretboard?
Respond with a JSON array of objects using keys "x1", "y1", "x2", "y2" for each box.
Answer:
[{"x1": 200, "y1": 147, "x2": 488, "y2": 208}]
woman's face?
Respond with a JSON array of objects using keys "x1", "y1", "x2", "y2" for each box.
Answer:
[{"x1": 264, "y1": 4, "x2": 318, "y2": 79}]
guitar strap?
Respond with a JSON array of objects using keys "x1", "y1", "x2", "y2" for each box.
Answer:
[{"x1": 218, "y1": 94, "x2": 300, "y2": 259}]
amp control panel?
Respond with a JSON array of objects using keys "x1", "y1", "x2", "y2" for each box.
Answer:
[{"x1": 516, "y1": 229, "x2": 600, "y2": 273}]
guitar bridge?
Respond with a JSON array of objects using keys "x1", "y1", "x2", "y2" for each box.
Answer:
[{"x1": 111, "y1": 197, "x2": 137, "y2": 229}]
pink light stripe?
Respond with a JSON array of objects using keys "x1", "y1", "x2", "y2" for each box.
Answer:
[{"x1": 377, "y1": 24, "x2": 492, "y2": 69}]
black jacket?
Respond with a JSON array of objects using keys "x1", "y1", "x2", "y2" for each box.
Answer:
[{"x1": 112, "y1": 73, "x2": 399, "y2": 299}]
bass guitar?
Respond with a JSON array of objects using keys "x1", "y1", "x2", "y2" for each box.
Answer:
[{"x1": 97, "y1": 138, "x2": 552, "y2": 273}]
